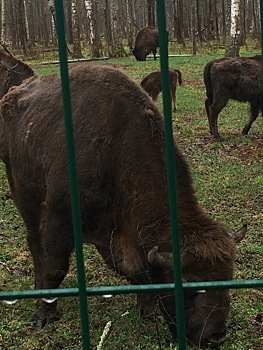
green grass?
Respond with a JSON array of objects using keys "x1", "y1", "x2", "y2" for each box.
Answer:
[{"x1": 0, "y1": 47, "x2": 262, "y2": 350}]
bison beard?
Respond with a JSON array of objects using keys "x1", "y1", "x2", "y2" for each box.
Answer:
[{"x1": 0, "y1": 63, "x2": 245, "y2": 348}]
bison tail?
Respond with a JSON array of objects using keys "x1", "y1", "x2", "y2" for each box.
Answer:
[
  {"x1": 174, "y1": 69, "x2": 183, "y2": 85},
  {"x1": 203, "y1": 61, "x2": 214, "y2": 104}
]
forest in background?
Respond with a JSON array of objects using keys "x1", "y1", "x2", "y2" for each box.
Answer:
[{"x1": 0, "y1": 0, "x2": 261, "y2": 59}]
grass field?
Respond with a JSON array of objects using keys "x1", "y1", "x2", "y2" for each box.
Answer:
[{"x1": 0, "y1": 48, "x2": 262, "y2": 350}]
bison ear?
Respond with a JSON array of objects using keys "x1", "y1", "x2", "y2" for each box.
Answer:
[
  {"x1": 147, "y1": 246, "x2": 173, "y2": 268},
  {"x1": 230, "y1": 224, "x2": 248, "y2": 243}
]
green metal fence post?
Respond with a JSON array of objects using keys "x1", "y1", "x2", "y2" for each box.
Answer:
[
  {"x1": 156, "y1": 1, "x2": 187, "y2": 349},
  {"x1": 54, "y1": 1, "x2": 90, "y2": 349}
]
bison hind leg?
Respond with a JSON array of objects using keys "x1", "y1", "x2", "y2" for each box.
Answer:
[
  {"x1": 242, "y1": 102, "x2": 260, "y2": 135},
  {"x1": 209, "y1": 95, "x2": 229, "y2": 141}
]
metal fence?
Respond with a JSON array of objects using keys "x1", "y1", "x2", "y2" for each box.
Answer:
[{"x1": 0, "y1": 1, "x2": 263, "y2": 349}]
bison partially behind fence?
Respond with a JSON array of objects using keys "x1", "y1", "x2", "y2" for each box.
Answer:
[
  {"x1": 0, "y1": 63, "x2": 246, "y2": 348},
  {"x1": 204, "y1": 55, "x2": 262, "y2": 140},
  {"x1": 0, "y1": 51, "x2": 34, "y2": 99},
  {"x1": 140, "y1": 69, "x2": 183, "y2": 111},
  {"x1": 132, "y1": 26, "x2": 168, "y2": 61}
]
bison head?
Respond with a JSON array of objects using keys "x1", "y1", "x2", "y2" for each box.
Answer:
[
  {"x1": 147, "y1": 225, "x2": 247, "y2": 348},
  {"x1": 132, "y1": 47, "x2": 148, "y2": 61}
]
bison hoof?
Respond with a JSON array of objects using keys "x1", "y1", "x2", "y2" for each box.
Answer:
[
  {"x1": 242, "y1": 129, "x2": 248, "y2": 135},
  {"x1": 34, "y1": 300, "x2": 60, "y2": 328},
  {"x1": 36, "y1": 319, "x2": 47, "y2": 329},
  {"x1": 139, "y1": 305, "x2": 162, "y2": 321},
  {"x1": 35, "y1": 311, "x2": 60, "y2": 328},
  {"x1": 213, "y1": 136, "x2": 222, "y2": 142}
]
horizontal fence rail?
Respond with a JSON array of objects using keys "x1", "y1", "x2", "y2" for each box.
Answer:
[
  {"x1": 1, "y1": 280, "x2": 263, "y2": 301},
  {"x1": 1, "y1": 0, "x2": 262, "y2": 349}
]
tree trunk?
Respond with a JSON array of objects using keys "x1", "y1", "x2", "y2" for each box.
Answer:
[
  {"x1": 17, "y1": 0, "x2": 28, "y2": 55},
  {"x1": 86, "y1": 0, "x2": 101, "y2": 58},
  {"x1": 126, "y1": 0, "x2": 134, "y2": 49},
  {"x1": 196, "y1": 0, "x2": 203, "y2": 42},
  {"x1": 26, "y1": 0, "x2": 36, "y2": 49},
  {"x1": 214, "y1": 0, "x2": 220, "y2": 42},
  {"x1": 65, "y1": 0, "x2": 73, "y2": 45},
  {"x1": 225, "y1": 0, "x2": 241, "y2": 57},
  {"x1": 147, "y1": 0, "x2": 155, "y2": 27},
  {"x1": 191, "y1": 5, "x2": 197, "y2": 55},
  {"x1": 110, "y1": 0, "x2": 127, "y2": 57},
  {"x1": 105, "y1": 0, "x2": 112, "y2": 55},
  {"x1": 174, "y1": 0, "x2": 185, "y2": 46},
  {"x1": 1, "y1": 0, "x2": 6, "y2": 41}
]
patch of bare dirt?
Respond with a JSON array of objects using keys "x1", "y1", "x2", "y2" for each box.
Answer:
[
  {"x1": 183, "y1": 79, "x2": 204, "y2": 86},
  {"x1": 221, "y1": 139, "x2": 263, "y2": 163}
]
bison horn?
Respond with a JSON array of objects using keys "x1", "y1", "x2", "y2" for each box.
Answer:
[
  {"x1": 230, "y1": 224, "x2": 248, "y2": 243},
  {"x1": 147, "y1": 246, "x2": 173, "y2": 268}
]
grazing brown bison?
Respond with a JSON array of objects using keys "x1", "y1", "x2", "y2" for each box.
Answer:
[
  {"x1": 140, "y1": 69, "x2": 183, "y2": 111},
  {"x1": 132, "y1": 26, "x2": 168, "y2": 61},
  {"x1": 0, "y1": 63, "x2": 246, "y2": 348},
  {"x1": 0, "y1": 51, "x2": 34, "y2": 98},
  {"x1": 204, "y1": 55, "x2": 262, "y2": 141}
]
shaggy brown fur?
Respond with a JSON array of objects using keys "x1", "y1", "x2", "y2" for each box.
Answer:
[
  {"x1": 0, "y1": 51, "x2": 34, "y2": 99},
  {"x1": 0, "y1": 63, "x2": 241, "y2": 347},
  {"x1": 204, "y1": 55, "x2": 262, "y2": 140},
  {"x1": 140, "y1": 69, "x2": 183, "y2": 111},
  {"x1": 132, "y1": 26, "x2": 168, "y2": 61}
]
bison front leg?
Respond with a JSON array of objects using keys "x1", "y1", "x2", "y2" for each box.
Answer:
[
  {"x1": 136, "y1": 293, "x2": 160, "y2": 319},
  {"x1": 242, "y1": 101, "x2": 259, "y2": 135},
  {"x1": 34, "y1": 216, "x2": 74, "y2": 328},
  {"x1": 27, "y1": 230, "x2": 45, "y2": 290},
  {"x1": 153, "y1": 48, "x2": 157, "y2": 60}
]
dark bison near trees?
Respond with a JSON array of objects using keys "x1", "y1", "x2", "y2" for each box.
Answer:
[
  {"x1": 132, "y1": 26, "x2": 168, "y2": 61},
  {"x1": 141, "y1": 69, "x2": 183, "y2": 111},
  {"x1": 204, "y1": 55, "x2": 262, "y2": 140},
  {"x1": 0, "y1": 63, "x2": 246, "y2": 348},
  {"x1": 0, "y1": 51, "x2": 34, "y2": 98}
]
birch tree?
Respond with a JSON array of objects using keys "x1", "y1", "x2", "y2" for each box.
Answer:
[
  {"x1": 86, "y1": 0, "x2": 101, "y2": 58},
  {"x1": 72, "y1": 0, "x2": 82, "y2": 58},
  {"x1": 225, "y1": 0, "x2": 241, "y2": 56},
  {"x1": 1, "y1": 0, "x2": 6, "y2": 41}
]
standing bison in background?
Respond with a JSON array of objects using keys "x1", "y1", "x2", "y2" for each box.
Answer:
[
  {"x1": 204, "y1": 55, "x2": 262, "y2": 141},
  {"x1": 0, "y1": 51, "x2": 34, "y2": 98},
  {"x1": 132, "y1": 26, "x2": 168, "y2": 61},
  {"x1": 0, "y1": 63, "x2": 246, "y2": 348},
  {"x1": 140, "y1": 69, "x2": 183, "y2": 111}
]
